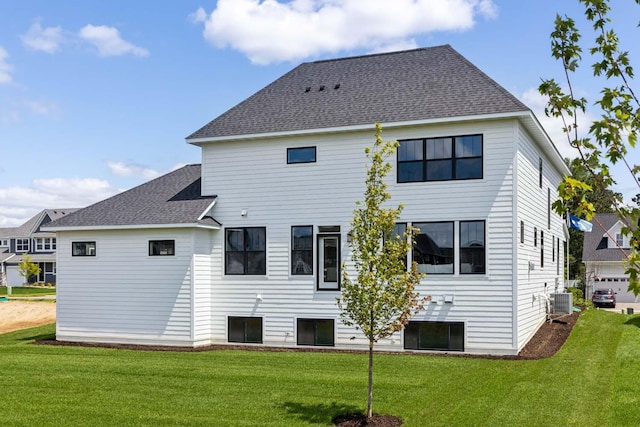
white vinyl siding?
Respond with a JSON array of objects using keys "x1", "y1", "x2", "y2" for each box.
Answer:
[
  {"x1": 514, "y1": 124, "x2": 566, "y2": 350},
  {"x1": 201, "y1": 119, "x2": 521, "y2": 354},
  {"x1": 56, "y1": 228, "x2": 214, "y2": 347}
]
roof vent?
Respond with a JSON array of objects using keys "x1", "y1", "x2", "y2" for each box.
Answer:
[
  {"x1": 334, "y1": 83, "x2": 340, "y2": 90},
  {"x1": 319, "y1": 85, "x2": 325, "y2": 91},
  {"x1": 304, "y1": 86, "x2": 311, "y2": 93}
]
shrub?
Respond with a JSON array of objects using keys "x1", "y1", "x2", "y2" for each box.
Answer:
[{"x1": 567, "y1": 287, "x2": 594, "y2": 309}]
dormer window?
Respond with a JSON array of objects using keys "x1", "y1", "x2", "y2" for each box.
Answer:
[{"x1": 615, "y1": 233, "x2": 624, "y2": 248}]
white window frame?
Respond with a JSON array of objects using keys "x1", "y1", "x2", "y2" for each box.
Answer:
[
  {"x1": 16, "y1": 238, "x2": 30, "y2": 252},
  {"x1": 35, "y1": 237, "x2": 56, "y2": 252},
  {"x1": 0, "y1": 239, "x2": 8, "y2": 247}
]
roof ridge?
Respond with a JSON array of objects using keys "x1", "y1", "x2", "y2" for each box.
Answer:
[{"x1": 307, "y1": 44, "x2": 452, "y2": 65}]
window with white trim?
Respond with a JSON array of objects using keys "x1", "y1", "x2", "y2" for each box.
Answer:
[
  {"x1": 35, "y1": 237, "x2": 56, "y2": 252},
  {"x1": 16, "y1": 238, "x2": 29, "y2": 252}
]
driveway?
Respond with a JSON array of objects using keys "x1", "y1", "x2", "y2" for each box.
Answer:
[{"x1": 600, "y1": 302, "x2": 640, "y2": 314}]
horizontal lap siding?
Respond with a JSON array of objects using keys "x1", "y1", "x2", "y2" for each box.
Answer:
[
  {"x1": 56, "y1": 229, "x2": 196, "y2": 346},
  {"x1": 515, "y1": 125, "x2": 566, "y2": 350},
  {"x1": 203, "y1": 120, "x2": 518, "y2": 354}
]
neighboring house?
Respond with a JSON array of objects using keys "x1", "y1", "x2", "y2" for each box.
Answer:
[
  {"x1": 45, "y1": 45, "x2": 569, "y2": 355},
  {"x1": 583, "y1": 213, "x2": 638, "y2": 303},
  {"x1": 0, "y1": 209, "x2": 78, "y2": 286}
]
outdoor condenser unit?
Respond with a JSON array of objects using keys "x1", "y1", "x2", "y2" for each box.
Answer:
[{"x1": 551, "y1": 293, "x2": 573, "y2": 314}]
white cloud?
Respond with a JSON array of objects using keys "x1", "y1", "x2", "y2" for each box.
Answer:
[
  {"x1": 21, "y1": 21, "x2": 63, "y2": 53},
  {"x1": 0, "y1": 178, "x2": 120, "y2": 227},
  {"x1": 107, "y1": 161, "x2": 162, "y2": 180},
  {"x1": 0, "y1": 46, "x2": 13, "y2": 84},
  {"x1": 22, "y1": 98, "x2": 62, "y2": 118},
  {"x1": 521, "y1": 87, "x2": 593, "y2": 159},
  {"x1": 78, "y1": 24, "x2": 149, "y2": 57},
  {"x1": 193, "y1": 0, "x2": 497, "y2": 64}
]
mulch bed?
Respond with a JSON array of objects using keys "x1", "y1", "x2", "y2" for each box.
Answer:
[{"x1": 34, "y1": 311, "x2": 581, "y2": 426}]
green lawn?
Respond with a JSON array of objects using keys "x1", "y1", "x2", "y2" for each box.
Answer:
[
  {"x1": 0, "y1": 286, "x2": 56, "y2": 297},
  {"x1": 1, "y1": 310, "x2": 639, "y2": 426}
]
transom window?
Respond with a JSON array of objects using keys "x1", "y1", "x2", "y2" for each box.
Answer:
[
  {"x1": 404, "y1": 321, "x2": 464, "y2": 351},
  {"x1": 297, "y1": 318, "x2": 334, "y2": 346},
  {"x1": 291, "y1": 226, "x2": 313, "y2": 275},
  {"x1": 460, "y1": 221, "x2": 485, "y2": 274},
  {"x1": 225, "y1": 227, "x2": 266, "y2": 275},
  {"x1": 149, "y1": 240, "x2": 175, "y2": 256},
  {"x1": 397, "y1": 134, "x2": 482, "y2": 183},
  {"x1": 287, "y1": 146, "x2": 316, "y2": 164},
  {"x1": 16, "y1": 238, "x2": 30, "y2": 252},
  {"x1": 72, "y1": 241, "x2": 96, "y2": 256},
  {"x1": 228, "y1": 316, "x2": 263, "y2": 343},
  {"x1": 413, "y1": 222, "x2": 454, "y2": 274}
]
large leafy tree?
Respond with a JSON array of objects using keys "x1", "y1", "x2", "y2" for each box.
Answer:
[
  {"x1": 539, "y1": 0, "x2": 640, "y2": 294},
  {"x1": 338, "y1": 123, "x2": 424, "y2": 419}
]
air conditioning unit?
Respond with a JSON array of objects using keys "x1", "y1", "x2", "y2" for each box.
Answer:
[{"x1": 551, "y1": 293, "x2": 573, "y2": 314}]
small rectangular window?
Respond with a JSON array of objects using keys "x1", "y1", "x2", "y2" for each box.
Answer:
[
  {"x1": 547, "y1": 187, "x2": 551, "y2": 229},
  {"x1": 539, "y1": 158, "x2": 543, "y2": 188},
  {"x1": 228, "y1": 317, "x2": 263, "y2": 343},
  {"x1": 412, "y1": 222, "x2": 454, "y2": 274},
  {"x1": 292, "y1": 226, "x2": 313, "y2": 275},
  {"x1": 540, "y1": 231, "x2": 544, "y2": 268},
  {"x1": 287, "y1": 146, "x2": 316, "y2": 164},
  {"x1": 534, "y1": 227, "x2": 537, "y2": 247},
  {"x1": 460, "y1": 221, "x2": 485, "y2": 274},
  {"x1": 520, "y1": 221, "x2": 524, "y2": 244},
  {"x1": 149, "y1": 240, "x2": 175, "y2": 256},
  {"x1": 552, "y1": 236, "x2": 555, "y2": 262},
  {"x1": 297, "y1": 318, "x2": 334, "y2": 346},
  {"x1": 404, "y1": 321, "x2": 464, "y2": 351},
  {"x1": 225, "y1": 227, "x2": 266, "y2": 275},
  {"x1": 72, "y1": 241, "x2": 96, "y2": 256},
  {"x1": 615, "y1": 233, "x2": 624, "y2": 247}
]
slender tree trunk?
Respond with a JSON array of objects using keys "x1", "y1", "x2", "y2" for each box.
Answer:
[{"x1": 367, "y1": 339, "x2": 373, "y2": 418}]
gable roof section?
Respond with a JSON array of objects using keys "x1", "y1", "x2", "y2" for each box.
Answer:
[
  {"x1": 186, "y1": 45, "x2": 529, "y2": 141},
  {"x1": 44, "y1": 164, "x2": 218, "y2": 231},
  {"x1": 582, "y1": 213, "x2": 630, "y2": 262},
  {"x1": 0, "y1": 208, "x2": 79, "y2": 238}
]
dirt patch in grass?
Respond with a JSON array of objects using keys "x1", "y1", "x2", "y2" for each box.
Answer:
[{"x1": 0, "y1": 301, "x2": 56, "y2": 334}]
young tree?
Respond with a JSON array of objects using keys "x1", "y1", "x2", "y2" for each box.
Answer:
[
  {"x1": 18, "y1": 254, "x2": 41, "y2": 284},
  {"x1": 338, "y1": 123, "x2": 425, "y2": 419},
  {"x1": 539, "y1": 0, "x2": 640, "y2": 294}
]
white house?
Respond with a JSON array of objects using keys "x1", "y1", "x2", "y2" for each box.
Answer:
[
  {"x1": 583, "y1": 213, "x2": 638, "y2": 303},
  {"x1": 45, "y1": 45, "x2": 569, "y2": 355}
]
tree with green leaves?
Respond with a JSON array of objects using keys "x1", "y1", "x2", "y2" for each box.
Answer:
[
  {"x1": 539, "y1": 0, "x2": 640, "y2": 294},
  {"x1": 563, "y1": 157, "x2": 621, "y2": 283},
  {"x1": 18, "y1": 254, "x2": 41, "y2": 284},
  {"x1": 338, "y1": 123, "x2": 425, "y2": 420}
]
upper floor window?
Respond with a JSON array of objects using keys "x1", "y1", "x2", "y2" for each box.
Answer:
[
  {"x1": 225, "y1": 227, "x2": 266, "y2": 275},
  {"x1": 291, "y1": 226, "x2": 313, "y2": 275},
  {"x1": 35, "y1": 237, "x2": 56, "y2": 252},
  {"x1": 460, "y1": 221, "x2": 485, "y2": 274},
  {"x1": 539, "y1": 158, "x2": 543, "y2": 188},
  {"x1": 520, "y1": 221, "x2": 525, "y2": 244},
  {"x1": 149, "y1": 240, "x2": 175, "y2": 256},
  {"x1": 534, "y1": 227, "x2": 538, "y2": 247},
  {"x1": 413, "y1": 222, "x2": 454, "y2": 274},
  {"x1": 16, "y1": 238, "x2": 29, "y2": 252},
  {"x1": 287, "y1": 146, "x2": 316, "y2": 164},
  {"x1": 72, "y1": 241, "x2": 96, "y2": 256},
  {"x1": 397, "y1": 134, "x2": 482, "y2": 183},
  {"x1": 540, "y1": 231, "x2": 545, "y2": 268},
  {"x1": 0, "y1": 239, "x2": 8, "y2": 247}
]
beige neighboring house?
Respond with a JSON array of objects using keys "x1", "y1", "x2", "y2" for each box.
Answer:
[
  {"x1": 583, "y1": 213, "x2": 638, "y2": 303},
  {"x1": 0, "y1": 209, "x2": 78, "y2": 286}
]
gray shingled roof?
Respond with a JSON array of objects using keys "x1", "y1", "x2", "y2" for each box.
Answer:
[
  {"x1": 187, "y1": 45, "x2": 529, "y2": 140},
  {"x1": 0, "y1": 208, "x2": 78, "y2": 238},
  {"x1": 45, "y1": 164, "x2": 217, "y2": 229},
  {"x1": 582, "y1": 213, "x2": 631, "y2": 262}
]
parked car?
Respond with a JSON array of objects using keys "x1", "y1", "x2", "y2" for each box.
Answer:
[{"x1": 592, "y1": 288, "x2": 616, "y2": 308}]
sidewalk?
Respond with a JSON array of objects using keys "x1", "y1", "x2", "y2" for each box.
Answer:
[{"x1": 5, "y1": 295, "x2": 56, "y2": 301}]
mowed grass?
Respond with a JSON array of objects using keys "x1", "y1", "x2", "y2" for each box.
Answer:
[
  {"x1": 1, "y1": 286, "x2": 56, "y2": 297},
  {"x1": 1, "y1": 310, "x2": 639, "y2": 426}
]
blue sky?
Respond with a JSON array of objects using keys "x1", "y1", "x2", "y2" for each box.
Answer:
[{"x1": 0, "y1": 0, "x2": 638, "y2": 226}]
